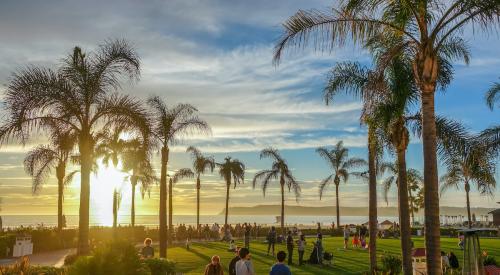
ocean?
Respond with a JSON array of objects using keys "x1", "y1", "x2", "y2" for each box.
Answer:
[{"x1": 0, "y1": 215, "x2": 403, "y2": 228}]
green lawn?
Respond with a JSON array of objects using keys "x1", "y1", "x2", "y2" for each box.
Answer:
[{"x1": 159, "y1": 237, "x2": 500, "y2": 274}]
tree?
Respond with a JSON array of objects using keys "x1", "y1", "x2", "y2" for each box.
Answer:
[
  {"x1": 485, "y1": 79, "x2": 500, "y2": 110},
  {"x1": 0, "y1": 39, "x2": 148, "y2": 255},
  {"x1": 121, "y1": 138, "x2": 156, "y2": 227},
  {"x1": 440, "y1": 139, "x2": 496, "y2": 228},
  {"x1": 112, "y1": 188, "x2": 122, "y2": 228},
  {"x1": 482, "y1": 80, "x2": 500, "y2": 155},
  {"x1": 186, "y1": 146, "x2": 215, "y2": 232},
  {"x1": 218, "y1": 157, "x2": 245, "y2": 227},
  {"x1": 148, "y1": 96, "x2": 209, "y2": 258},
  {"x1": 316, "y1": 141, "x2": 366, "y2": 227},
  {"x1": 171, "y1": 168, "x2": 195, "y2": 243},
  {"x1": 23, "y1": 125, "x2": 76, "y2": 231},
  {"x1": 273, "y1": 2, "x2": 499, "y2": 271},
  {"x1": 253, "y1": 148, "x2": 300, "y2": 235}
]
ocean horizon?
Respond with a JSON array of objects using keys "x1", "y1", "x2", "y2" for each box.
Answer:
[{"x1": 0, "y1": 214, "x2": 404, "y2": 228}]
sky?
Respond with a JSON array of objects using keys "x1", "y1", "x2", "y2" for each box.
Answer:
[{"x1": 0, "y1": 0, "x2": 499, "y2": 220}]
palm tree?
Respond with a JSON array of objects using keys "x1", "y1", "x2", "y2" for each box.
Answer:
[
  {"x1": 218, "y1": 157, "x2": 245, "y2": 227},
  {"x1": 253, "y1": 148, "x2": 300, "y2": 235},
  {"x1": 273, "y1": 2, "x2": 499, "y2": 271},
  {"x1": 23, "y1": 125, "x2": 76, "y2": 231},
  {"x1": 482, "y1": 80, "x2": 500, "y2": 155},
  {"x1": 186, "y1": 146, "x2": 215, "y2": 232},
  {"x1": 1, "y1": 40, "x2": 148, "y2": 255},
  {"x1": 440, "y1": 141, "x2": 496, "y2": 228},
  {"x1": 112, "y1": 188, "x2": 122, "y2": 228},
  {"x1": 171, "y1": 168, "x2": 195, "y2": 243},
  {"x1": 316, "y1": 141, "x2": 366, "y2": 227},
  {"x1": 148, "y1": 96, "x2": 210, "y2": 258},
  {"x1": 485, "y1": 79, "x2": 500, "y2": 110},
  {"x1": 121, "y1": 138, "x2": 156, "y2": 227}
]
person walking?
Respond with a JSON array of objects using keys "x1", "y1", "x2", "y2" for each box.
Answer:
[
  {"x1": 269, "y1": 251, "x2": 292, "y2": 275},
  {"x1": 235, "y1": 247, "x2": 255, "y2": 275},
  {"x1": 296, "y1": 234, "x2": 306, "y2": 265},
  {"x1": 286, "y1": 230, "x2": 294, "y2": 265},
  {"x1": 267, "y1": 226, "x2": 277, "y2": 256},
  {"x1": 204, "y1": 255, "x2": 224, "y2": 275},
  {"x1": 343, "y1": 225, "x2": 350, "y2": 249}
]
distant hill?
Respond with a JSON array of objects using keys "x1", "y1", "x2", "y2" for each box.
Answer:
[{"x1": 219, "y1": 205, "x2": 496, "y2": 216}]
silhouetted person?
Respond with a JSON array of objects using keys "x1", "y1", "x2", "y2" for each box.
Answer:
[
  {"x1": 267, "y1": 226, "x2": 277, "y2": 256},
  {"x1": 286, "y1": 231, "x2": 294, "y2": 265}
]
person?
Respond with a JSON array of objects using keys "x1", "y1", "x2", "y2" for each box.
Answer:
[
  {"x1": 441, "y1": 251, "x2": 449, "y2": 273},
  {"x1": 308, "y1": 233, "x2": 323, "y2": 264},
  {"x1": 186, "y1": 237, "x2": 191, "y2": 250},
  {"x1": 244, "y1": 223, "x2": 251, "y2": 249},
  {"x1": 448, "y1": 252, "x2": 459, "y2": 270},
  {"x1": 235, "y1": 247, "x2": 255, "y2": 275},
  {"x1": 267, "y1": 226, "x2": 277, "y2": 256},
  {"x1": 229, "y1": 247, "x2": 241, "y2": 275},
  {"x1": 359, "y1": 224, "x2": 367, "y2": 242},
  {"x1": 360, "y1": 237, "x2": 367, "y2": 249},
  {"x1": 140, "y1": 238, "x2": 154, "y2": 259},
  {"x1": 458, "y1": 233, "x2": 464, "y2": 250},
  {"x1": 296, "y1": 234, "x2": 306, "y2": 265},
  {"x1": 204, "y1": 255, "x2": 224, "y2": 275},
  {"x1": 286, "y1": 230, "x2": 294, "y2": 265},
  {"x1": 269, "y1": 251, "x2": 292, "y2": 275},
  {"x1": 343, "y1": 225, "x2": 350, "y2": 249},
  {"x1": 352, "y1": 233, "x2": 359, "y2": 248}
]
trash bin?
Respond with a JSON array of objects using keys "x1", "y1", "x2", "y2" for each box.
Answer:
[{"x1": 12, "y1": 235, "x2": 33, "y2": 257}]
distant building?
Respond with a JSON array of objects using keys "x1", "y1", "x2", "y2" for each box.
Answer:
[
  {"x1": 489, "y1": 203, "x2": 500, "y2": 226},
  {"x1": 379, "y1": 220, "x2": 394, "y2": 230}
]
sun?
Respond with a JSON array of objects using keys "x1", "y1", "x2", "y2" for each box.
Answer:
[{"x1": 89, "y1": 162, "x2": 129, "y2": 226}]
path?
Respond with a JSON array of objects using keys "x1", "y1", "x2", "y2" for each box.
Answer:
[{"x1": 0, "y1": 248, "x2": 75, "y2": 267}]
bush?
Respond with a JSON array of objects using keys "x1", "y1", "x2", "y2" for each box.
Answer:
[
  {"x1": 484, "y1": 255, "x2": 498, "y2": 267},
  {"x1": 0, "y1": 256, "x2": 65, "y2": 275},
  {"x1": 0, "y1": 234, "x2": 16, "y2": 258},
  {"x1": 143, "y1": 258, "x2": 176, "y2": 275},
  {"x1": 381, "y1": 255, "x2": 402, "y2": 275},
  {"x1": 68, "y1": 241, "x2": 149, "y2": 275},
  {"x1": 64, "y1": 253, "x2": 79, "y2": 266}
]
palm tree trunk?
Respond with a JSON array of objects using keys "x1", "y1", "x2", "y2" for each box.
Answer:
[
  {"x1": 335, "y1": 181, "x2": 340, "y2": 227},
  {"x1": 421, "y1": 87, "x2": 441, "y2": 274},
  {"x1": 408, "y1": 187, "x2": 415, "y2": 226},
  {"x1": 77, "y1": 136, "x2": 92, "y2": 255},
  {"x1": 196, "y1": 176, "x2": 201, "y2": 233},
  {"x1": 367, "y1": 125, "x2": 378, "y2": 274},
  {"x1": 56, "y1": 172, "x2": 64, "y2": 232},
  {"x1": 159, "y1": 146, "x2": 168, "y2": 258},
  {"x1": 465, "y1": 182, "x2": 471, "y2": 229},
  {"x1": 224, "y1": 180, "x2": 230, "y2": 226},
  {"x1": 130, "y1": 176, "x2": 137, "y2": 227},
  {"x1": 113, "y1": 190, "x2": 118, "y2": 228},
  {"x1": 280, "y1": 177, "x2": 285, "y2": 236},
  {"x1": 168, "y1": 178, "x2": 173, "y2": 245},
  {"x1": 397, "y1": 149, "x2": 413, "y2": 275}
]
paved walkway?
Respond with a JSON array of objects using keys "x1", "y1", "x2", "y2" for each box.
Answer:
[{"x1": 0, "y1": 248, "x2": 75, "y2": 267}]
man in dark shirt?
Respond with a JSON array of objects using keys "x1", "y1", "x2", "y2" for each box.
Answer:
[
  {"x1": 286, "y1": 231, "x2": 294, "y2": 265},
  {"x1": 228, "y1": 247, "x2": 240, "y2": 275},
  {"x1": 244, "y1": 223, "x2": 251, "y2": 249}
]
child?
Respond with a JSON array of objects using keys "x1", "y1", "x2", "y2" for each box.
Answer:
[
  {"x1": 352, "y1": 234, "x2": 359, "y2": 248},
  {"x1": 186, "y1": 237, "x2": 191, "y2": 250},
  {"x1": 360, "y1": 238, "x2": 367, "y2": 249},
  {"x1": 228, "y1": 239, "x2": 236, "y2": 252}
]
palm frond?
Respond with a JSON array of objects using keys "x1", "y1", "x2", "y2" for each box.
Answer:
[
  {"x1": 24, "y1": 145, "x2": 58, "y2": 193},
  {"x1": 485, "y1": 81, "x2": 500, "y2": 110},
  {"x1": 172, "y1": 168, "x2": 195, "y2": 183}
]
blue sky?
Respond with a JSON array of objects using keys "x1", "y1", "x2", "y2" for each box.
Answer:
[{"x1": 0, "y1": 0, "x2": 499, "y2": 217}]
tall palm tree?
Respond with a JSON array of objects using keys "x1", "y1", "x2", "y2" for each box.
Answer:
[
  {"x1": 112, "y1": 188, "x2": 122, "y2": 228},
  {"x1": 186, "y1": 146, "x2": 215, "y2": 232},
  {"x1": 440, "y1": 141, "x2": 496, "y2": 228},
  {"x1": 170, "y1": 168, "x2": 195, "y2": 243},
  {"x1": 23, "y1": 125, "x2": 76, "y2": 231},
  {"x1": 316, "y1": 141, "x2": 366, "y2": 227},
  {"x1": 217, "y1": 157, "x2": 245, "y2": 227},
  {"x1": 273, "y1": 2, "x2": 499, "y2": 271},
  {"x1": 482, "y1": 80, "x2": 500, "y2": 155},
  {"x1": 485, "y1": 79, "x2": 500, "y2": 110},
  {"x1": 121, "y1": 138, "x2": 156, "y2": 227},
  {"x1": 253, "y1": 148, "x2": 300, "y2": 235},
  {"x1": 148, "y1": 96, "x2": 210, "y2": 258},
  {"x1": 1, "y1": 40, "x2": 148, "y2": 255}
]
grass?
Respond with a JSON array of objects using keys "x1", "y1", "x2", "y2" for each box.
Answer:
[{"x1": 158, "y1": 236, "x2": 500, "y2": 274}]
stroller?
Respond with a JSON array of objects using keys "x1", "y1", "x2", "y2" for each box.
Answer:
[{"x1": 323, "y1": 251, "x2": 333, "y2": 266}]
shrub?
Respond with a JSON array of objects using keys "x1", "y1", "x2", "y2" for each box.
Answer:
[
  {"x1": 381, "y1": 255, "x2": 402, "y2": 275},
  {"x1": 64, "y1": 253, "x2": 79, "y2": 266},
  {"x1": 484, "y1": 255, "x2": 498, "y2": 267},
  {"x1": 143, "y1": 258, "x2": 176, "y2": 275},
  {"x1": 0, "y1": 256, "x2": 65, "y2": 275},
  {"x1": 68, "y1": 241, "x2": 148, "y2": 275}
]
